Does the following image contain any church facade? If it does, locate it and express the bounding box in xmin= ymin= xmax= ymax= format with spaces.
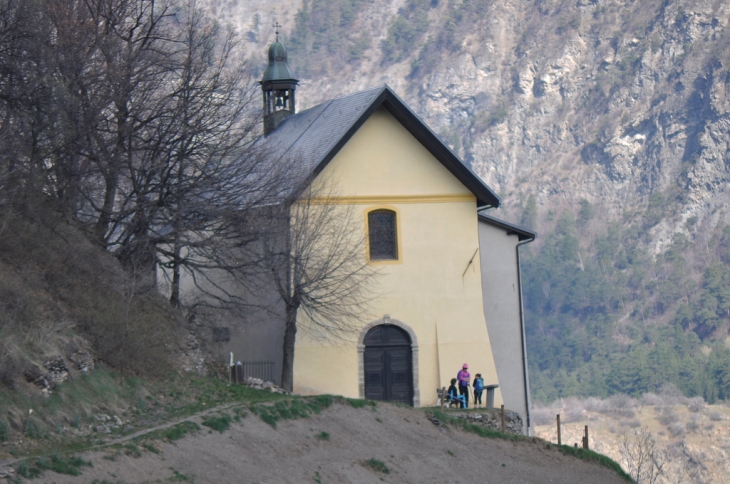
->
xmin=176 ymin=37 xmax=536 ymax=434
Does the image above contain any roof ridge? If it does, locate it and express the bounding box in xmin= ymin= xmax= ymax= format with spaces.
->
xmin=325 ymin=85 xmax=385 ymax=103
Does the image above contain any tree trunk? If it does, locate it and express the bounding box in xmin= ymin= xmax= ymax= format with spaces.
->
xmin=170 ymin=237 xmax=181 ymax=307
xmin=280 ymin=304 xmax=298 ymax=392
xmin=95 ymin=167 xmax=118 ymax=246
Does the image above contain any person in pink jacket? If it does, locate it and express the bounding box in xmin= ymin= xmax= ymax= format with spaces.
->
xmin=456 ymin=363 xmax=470 ymax=408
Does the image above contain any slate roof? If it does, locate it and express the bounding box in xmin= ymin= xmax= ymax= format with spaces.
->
xmin=477 ymin=213 xmax=537 ymax=241
xmin=256 ymin=85 xmax=501 ymax=208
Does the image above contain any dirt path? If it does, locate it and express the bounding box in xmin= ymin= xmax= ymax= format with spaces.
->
xmin=5 ymin=402 xmax=629 ymax=484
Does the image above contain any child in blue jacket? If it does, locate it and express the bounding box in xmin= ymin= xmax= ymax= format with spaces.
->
xmin=473 ymin=373 xmax=485 ymax=408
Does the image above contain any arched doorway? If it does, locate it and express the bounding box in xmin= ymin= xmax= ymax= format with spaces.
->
xmin=363 ymin=324 xmax=413 ymax=405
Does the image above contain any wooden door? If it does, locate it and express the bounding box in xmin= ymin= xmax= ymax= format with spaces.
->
xmin=364 ymin=325 xmax=413 ymax=405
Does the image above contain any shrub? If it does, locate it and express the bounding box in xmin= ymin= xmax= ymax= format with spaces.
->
xmin=640 ymin=393 xmax=663 ymax=406
xmin=0 ymin=420 xmax=8 ymax=441
xmin=364 ymin=458 xmax=390 ymax=474
xmin=162 ymin=421 xmax=200 ymax=442
xmin=686 ymin=416 xmax=700 ymax=433
xmin=620 ymin=418 xmax=641 ymax=428
xmin=562 ymin=397 xmax=585 ymax=423
xmin=530 ymin=406 xmax=554 ymax=426
xmin=316 ymin=431 xmax=330 ymax=441
xmin=602 ymin=394 xmax=636 ymax=418
xmin=656 ymin=406 xmax=677 ymax=426
xmin=709 ymin=411 xmax=724 ymax=421
xmin=15 ymin=454 xmax=91 ymax=478
xmin=687 ymin=397 xmax=705 ymax=413
xmin=123 ymin=444 xmax=141 ymax=457
xmin=23 ymin=419 xmax=46 ymax=439
xmin=202 ymin=413 xmax=232 ymax=433
xmin=668 ymin=422 xmax=685 ymax=437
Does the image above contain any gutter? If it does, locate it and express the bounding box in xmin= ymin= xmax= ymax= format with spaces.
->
xmin=515 ymin=236 xmax=534 ymax=436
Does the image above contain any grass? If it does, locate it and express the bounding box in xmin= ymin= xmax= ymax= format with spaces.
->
xmin=142 ymin=442 xmax=160 ymax=454
xmin=123 ymin=443 xmax=141 ymax=457
xmin=250 ymin=395 xmax=334 ymax=429
xmin=552 ymin=443 xmax=634 ymax=482
xmin=23 ymin=418 xmax=48 ymax=439
xmin=430 ymin=410 xmax=525 ymax=442
xmin=163 ymin=421 xmax=200 ymax=442
xmin=169 ymin=468 xmax=192 ymax=481
xmin=0 ymin=367 xmax=287 ymax=459
xmin=15 ymin=453 xmax=92 ymax=478
xmin=429 ymin=409 xmax=634 ymax=482
xmin=344 ymin=398 xmax=376 ymax=409
xmin=202 ymin=413 xmax=232 ymax=433
xmin=363 ymin=458 xmax=390 ymax=474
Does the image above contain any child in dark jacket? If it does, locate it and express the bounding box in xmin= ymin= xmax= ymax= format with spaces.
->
xmin=473 ymin=374 xmax=485 ymax=408
xmin=447 ymin=378 xmax=467 ymax=408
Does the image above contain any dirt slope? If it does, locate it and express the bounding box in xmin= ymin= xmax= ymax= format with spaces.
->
xmin=33 ymin=402 xmax=627 ymax=484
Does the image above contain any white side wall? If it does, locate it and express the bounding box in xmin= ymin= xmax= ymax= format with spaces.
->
xmin=478 ymin=220 xmax=531 ymax=435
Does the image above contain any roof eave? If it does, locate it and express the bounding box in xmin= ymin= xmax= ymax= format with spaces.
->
xmin=477 ymin=213 xmax=537 ymax=242
xmin=380 ymin=89 xmax=501 ymax=209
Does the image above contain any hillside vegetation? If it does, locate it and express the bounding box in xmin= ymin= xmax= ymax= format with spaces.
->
xmin=0 ymin=199 xmax=180 ymax=385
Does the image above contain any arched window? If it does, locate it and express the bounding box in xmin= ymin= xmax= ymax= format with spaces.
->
xmin=368 ymin=210 xmax=397 ymax=260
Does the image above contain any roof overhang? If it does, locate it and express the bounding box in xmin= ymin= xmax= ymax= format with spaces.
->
xmin=478 ymin=213 xmax=537 ymax=242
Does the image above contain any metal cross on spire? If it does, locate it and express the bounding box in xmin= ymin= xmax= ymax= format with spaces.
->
xmin=274 ymin=21 xmax=281 ymax=41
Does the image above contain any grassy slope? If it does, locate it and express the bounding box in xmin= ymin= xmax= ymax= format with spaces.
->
xmin=2 ymin=387 xmax=633 ymax=483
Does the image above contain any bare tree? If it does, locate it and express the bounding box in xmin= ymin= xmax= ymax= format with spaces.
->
xmin=0 ymin=0 xmax=292 ymax=302
xmin=252 ymin=180 xmax=378 ymax=391
xmin=620 ymin=427 xmax=667 ymax=484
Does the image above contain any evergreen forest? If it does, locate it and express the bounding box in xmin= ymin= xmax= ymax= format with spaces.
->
xmin=521 ymin=195 xmax=730 ymax=403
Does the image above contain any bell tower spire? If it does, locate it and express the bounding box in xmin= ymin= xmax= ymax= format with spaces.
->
xmin=260 ymin=26 xmax=298 ymax=135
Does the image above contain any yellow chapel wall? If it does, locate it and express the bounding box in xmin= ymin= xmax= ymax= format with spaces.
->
xmin=292 ymin=106 xmax=503 ymax=407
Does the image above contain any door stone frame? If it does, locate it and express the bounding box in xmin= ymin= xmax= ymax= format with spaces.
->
xmin=358 ymin=315 xmax=420 ymax=407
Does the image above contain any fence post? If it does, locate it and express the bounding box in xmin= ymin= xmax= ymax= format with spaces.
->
xmin=440 ymin=387 xmax=445 ymax=412
xmin=501 ymin=404 xmax=505 ymax=432
xmin=583 ymin=425 xmax=589 ymax=450
xmin=556 ymin=414 xmax=561 ymax=446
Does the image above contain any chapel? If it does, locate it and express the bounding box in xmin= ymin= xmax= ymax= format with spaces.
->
xmin=185 ymin=36 xmax=536 ymax=435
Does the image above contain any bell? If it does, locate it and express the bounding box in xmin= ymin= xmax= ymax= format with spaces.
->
xmin=275 ymin=96 xmax=284 ymax=107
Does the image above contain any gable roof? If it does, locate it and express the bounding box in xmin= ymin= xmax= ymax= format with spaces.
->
xmin=477 ymin=213 xmax=537 ymax=242
xmin=257 ymin=85 xmax=501 ymax=208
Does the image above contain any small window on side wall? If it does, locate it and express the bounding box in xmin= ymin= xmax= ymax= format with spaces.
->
xmin=368 ymin=210 xmax=397 ymax=260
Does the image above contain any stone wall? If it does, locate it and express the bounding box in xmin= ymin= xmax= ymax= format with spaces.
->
xmin=452 ymin=409 xmax=524 ymax=436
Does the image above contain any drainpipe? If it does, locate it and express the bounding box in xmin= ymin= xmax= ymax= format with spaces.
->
xmin=516 ymin=236 xmax=534 ymax=436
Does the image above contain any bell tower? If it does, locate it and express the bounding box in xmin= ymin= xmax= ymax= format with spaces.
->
xmin=260 ymin=25 xmax=298 ymax=135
